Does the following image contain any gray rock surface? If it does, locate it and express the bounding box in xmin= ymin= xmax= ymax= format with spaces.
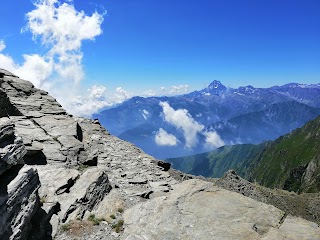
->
xmin=0 ymin=118 xmax=26 ymax=175
xmin=0 ymin=68 xmax=319 ymax=240
xmin=0 ymin=108 xmax=42 ymax=240
xmin=123 ymin=179 xmax=320 ymax=240
xmin=0 ymin=166 xmax=40 ymax=240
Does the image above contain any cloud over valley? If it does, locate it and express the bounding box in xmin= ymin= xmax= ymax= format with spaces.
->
xmin=159 ymin=101 xmax=224 ymax=149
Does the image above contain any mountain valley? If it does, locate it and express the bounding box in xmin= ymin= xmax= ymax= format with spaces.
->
xmin=168 ymin=113 xmax=320 ymax=193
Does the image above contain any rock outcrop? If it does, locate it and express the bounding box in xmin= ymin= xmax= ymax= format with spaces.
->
xmin=0 ymin=111 xmax=41 ymax=239
xmin=0 ymin=167 xmax=40 ymax=240
xmin=0 ymin=118 xmax=26 ymax=175
xmin=0 ymin=68 xmax=319 ymax=240
xmin=216 ymin=170 xmax=320 ymax=226
xmin=123 ymin=179 xmax=320 ymax=240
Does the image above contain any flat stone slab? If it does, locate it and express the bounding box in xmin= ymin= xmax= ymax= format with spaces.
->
xmin=123 ymin=179 xmax=320 ymax=240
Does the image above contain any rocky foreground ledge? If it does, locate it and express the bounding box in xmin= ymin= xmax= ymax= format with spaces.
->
xmin=0 ymin=68 xmax=319 ymax=240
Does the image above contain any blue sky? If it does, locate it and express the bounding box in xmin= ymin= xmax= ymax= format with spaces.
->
xmin=0 ymin=0 xmax=319 ymax=115
xmin=98 ymin=0 xmax=320 ymax=90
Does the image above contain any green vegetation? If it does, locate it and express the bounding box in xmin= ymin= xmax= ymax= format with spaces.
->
xmin=61 ymin=223 xmax=71 ymax=231
xmin=110 ymin=214 xmax=116 ymax=219
xmin=252 ymin=116 xmax=320 ymax=192
xmin=168 ymin=116 xmax=320 ymax=193
xmin=87 ymin=214 xmax=104 ymax=225
xmin=112 ymin=219 xmax=124 ymax=233
xmin=117 ymin=208 xmax=124 ymax=213
xmin=167 ymin=143 xmax=266 ymax=178
xmin=77 ymin=164 xmax=89 ymax=173
xmin=40 ymin=196 xmax=47 ymax=206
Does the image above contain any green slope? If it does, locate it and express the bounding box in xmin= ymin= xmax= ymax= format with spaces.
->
xmin=167 ymin=115 xmax=320 ymax=193
xmin=167 ymin=143 xmax=266 ymax=178
xmin=252 ymin=116 xmax=320 ymax=192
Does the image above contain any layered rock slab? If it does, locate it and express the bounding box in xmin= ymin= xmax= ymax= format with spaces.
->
xmin=0 ymin=166 xmax=40 ymax=240
xmin=0 ymin=118 xmax=26 ymax=175
xmin=123 ymin=179 xmax=320 ymax=240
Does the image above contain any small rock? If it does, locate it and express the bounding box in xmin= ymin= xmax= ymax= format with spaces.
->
xmin=128 ymin=178 xmax=147 ymax=184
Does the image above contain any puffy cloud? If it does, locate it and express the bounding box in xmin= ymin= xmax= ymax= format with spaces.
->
xmin=0 ymin=42 xmax=53 ymax=87
xmin=204 ymin=131 xmax=224 ymax=149
xmin=0 ymin=0 xmax=105 ymax=117
xmin=160 ymin=101 xmax=204 ymax=148
xmin=0 ymin=43 xmax=17 ymax=71
xmin=113 ymin=87 xmax=133 ymax=104
xmin=170 ymin=85 xmax=189 ymax=94
xmin=159 ymin=101 xmax=224 ymax=149
xmin=68 ymin=85 xmax=133 ymax=117
xmin=15 ymin=54 xmax=53 ymax=87
xmin=24 ymin=0 xmax=104 ymax=85
xmin=155 ymin=128 xmax=178 ymax=146
xmin=26 ymin=0 xmax=103 ymax=54
xmin=89 ymin=85 xmax=107 ymax=99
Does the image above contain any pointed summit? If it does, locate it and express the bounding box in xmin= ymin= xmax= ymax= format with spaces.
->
xmin=203 ymin=80 xmax=227 ymax=96
xmin=208 ymin=80 xmax=225 ymax=89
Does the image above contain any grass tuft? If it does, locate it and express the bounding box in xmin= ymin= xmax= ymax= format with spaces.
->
xmin=112 ymin=219 xmax=124 ymax=233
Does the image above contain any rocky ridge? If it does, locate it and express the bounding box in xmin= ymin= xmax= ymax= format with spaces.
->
xmin=0 ymin=68 xmax=319 ymax=240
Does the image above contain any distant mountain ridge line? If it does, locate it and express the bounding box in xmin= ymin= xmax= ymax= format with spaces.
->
xmin=94 ymin=80 xmax=320 ymax=159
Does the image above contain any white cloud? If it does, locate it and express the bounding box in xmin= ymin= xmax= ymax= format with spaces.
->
xmin=16 ymin=54 xmax=53 ymax=87
xmin=68 ymin=85 xmax=133 ymax=117
xmin=142 ymin=89 xmax=156 ymax=97
xmin=204 ymin=131 xmax=224 ymax=149
xmin=170 ymin=85 xmax=189 ymax=94
xmin=0 ymin=45 xmax=17 ymax=71
xmin=0 ymin=0 xmax=105 ymax=117
xmin=155 ymin=128 xmax=178 ymax=146
xmin=159 ymin=101 xmax=224 ymax=149
xmin=89 ymin=85 xmax=107 ymax=99
xmin=24 ymin=0 xmax=104 ymax=85
xmin=159 ymin=101 xmax=204 ymax=148
xmin=113 ymin=87 xmax=133 ymax=104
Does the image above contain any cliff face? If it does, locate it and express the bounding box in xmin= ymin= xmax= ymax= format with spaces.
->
xmin=0 ymin=68 xmax=319 ymax=240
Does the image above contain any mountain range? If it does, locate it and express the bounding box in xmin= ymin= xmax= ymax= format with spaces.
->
xmin=94 ymin=81 xmax=320 ymax=159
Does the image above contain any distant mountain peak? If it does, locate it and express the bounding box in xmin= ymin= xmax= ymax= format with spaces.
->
xmin=208 ymin=80 xmax=225 ymax=89
xmin=204 ymin=80 xmax=227 ymax=96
